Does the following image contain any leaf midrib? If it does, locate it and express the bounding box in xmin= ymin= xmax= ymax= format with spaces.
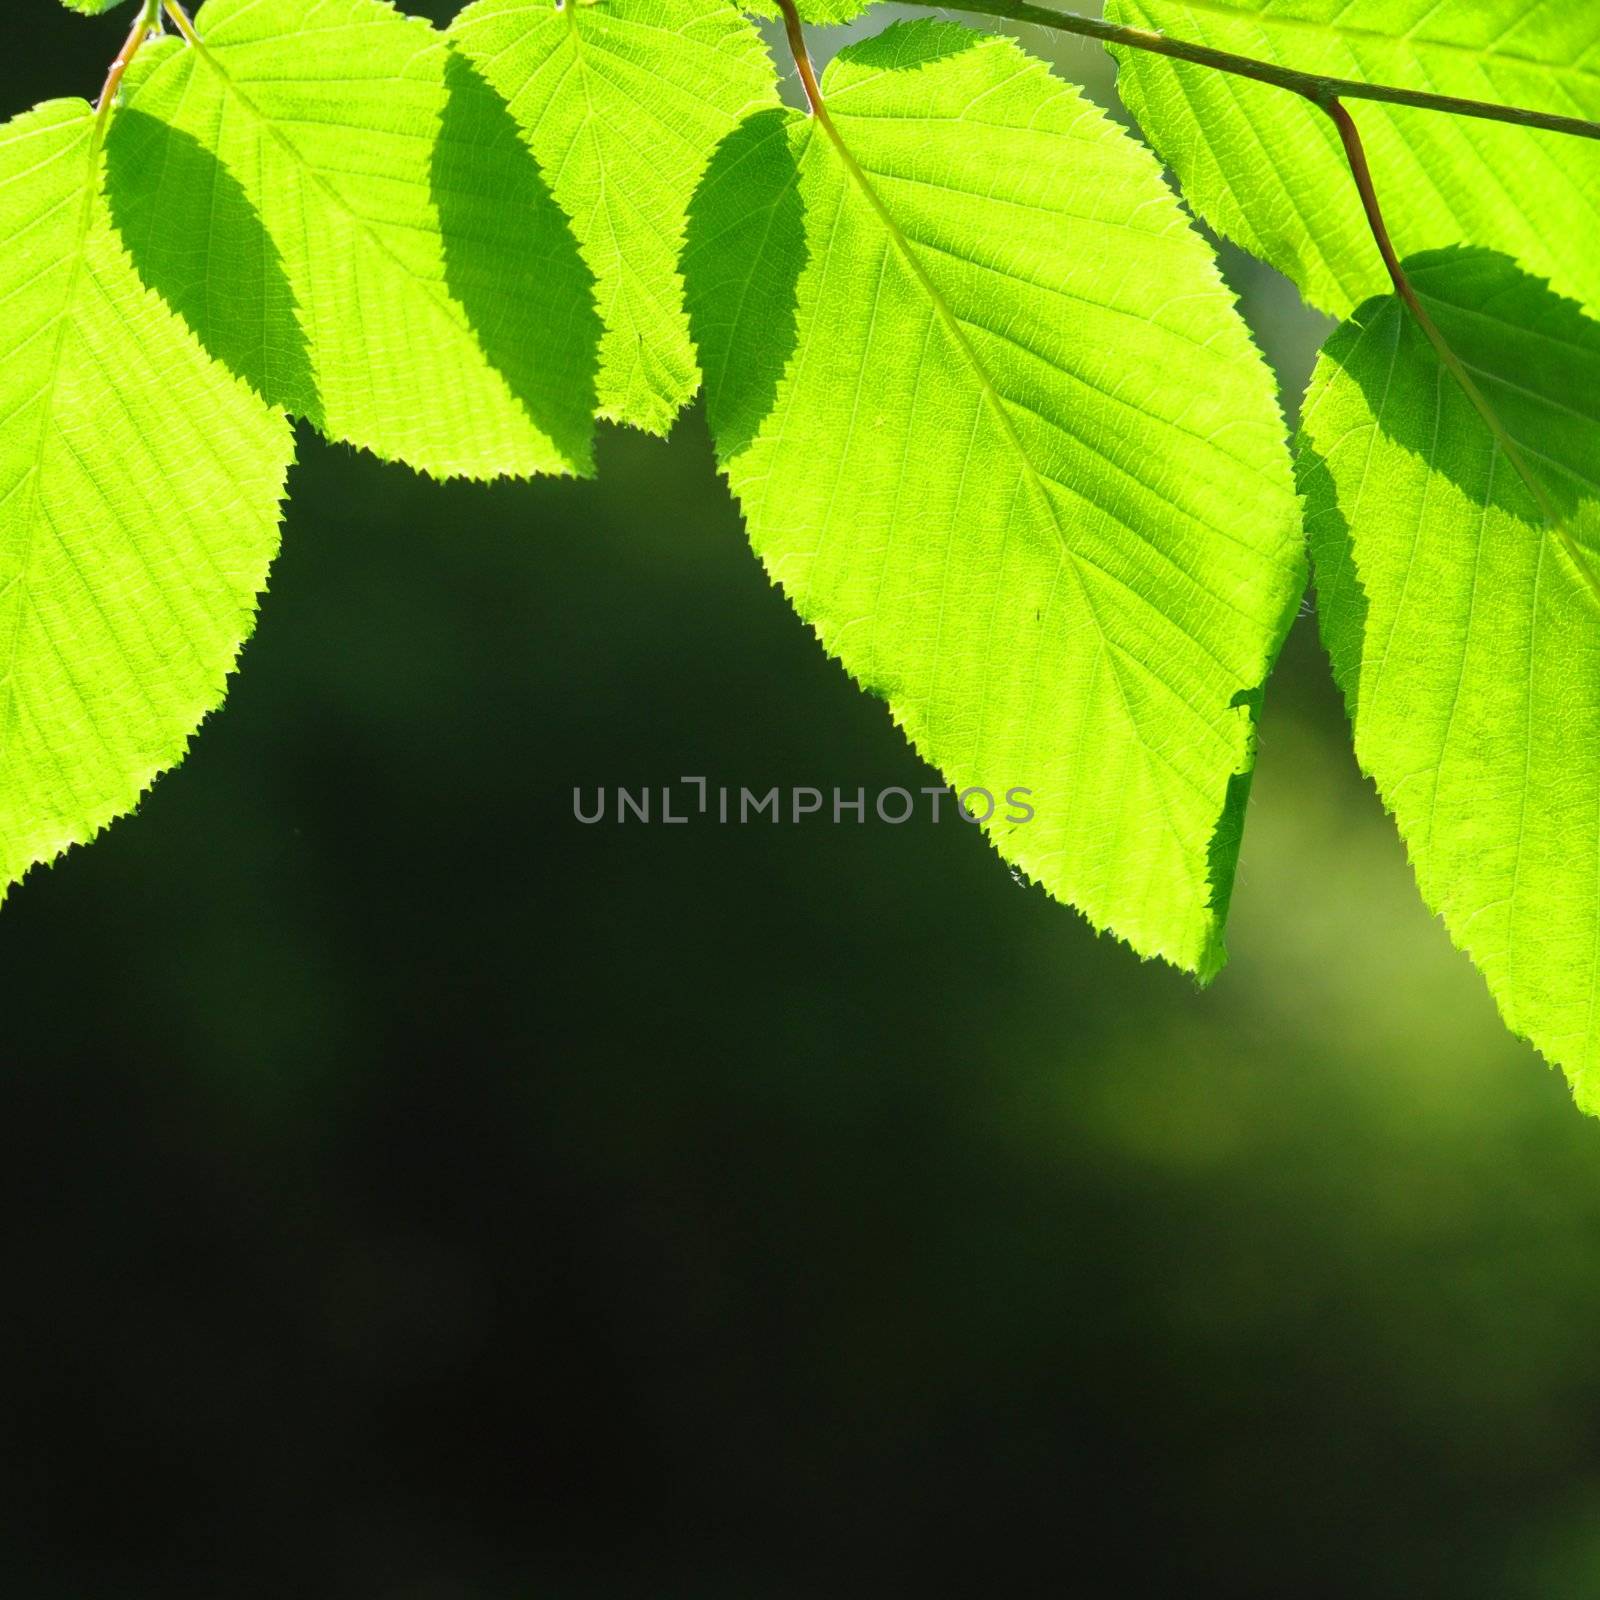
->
xmin=802 ymin=87 xmax=1229 ymax=912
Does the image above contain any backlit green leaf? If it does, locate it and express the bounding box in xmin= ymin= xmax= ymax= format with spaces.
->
xmin=0 ymin=98 xmax=292 ymax=896
xmin=1302 ymin=247 xmax=1600 ymax=1108
xmin=745 ymin=0 xmax=877 ymax=25
xmin=684 ymin=21 xmax=1304 ymax=974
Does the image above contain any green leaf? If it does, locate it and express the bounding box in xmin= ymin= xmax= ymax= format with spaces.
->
xmin=1301 ymin=247 xmax=1600 ymax=1108
xmin=58 ymin=0 xmax=133 ymax=14
xmin=0 ymin=98 xmax=292 ymax=897
xmin=683 ymin=21 xmax=1304 ymax=975
xmin=449 ymin=0 xmax=777 ymax=435
xmin=116 ymin=0 xmax=600 ymax=480
xmin=1105 ymin=1 xmax=1600 ymax=319
xmin=743 ymin=0 xmax=876 ymax=25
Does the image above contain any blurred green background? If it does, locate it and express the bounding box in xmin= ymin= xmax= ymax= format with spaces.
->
xmin=5 ymin=5 xmax=1600 ymax=1596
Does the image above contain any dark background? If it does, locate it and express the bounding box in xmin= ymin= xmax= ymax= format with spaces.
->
xmin=6 ymin=5 xmax=1600 ymax=1596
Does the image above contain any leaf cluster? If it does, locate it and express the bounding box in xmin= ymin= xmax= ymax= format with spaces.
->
xmin=13 ymin=0 xmax=1600 ymax=1107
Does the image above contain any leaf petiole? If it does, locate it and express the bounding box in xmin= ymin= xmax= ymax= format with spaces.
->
xmin=93 ymin=0 xmax=163 ymax=131
xmin=163 ymin=1 xmax=199 ymax=45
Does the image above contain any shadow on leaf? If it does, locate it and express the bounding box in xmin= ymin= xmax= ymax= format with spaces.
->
xmin=680 ymin=108 xmax=806 ymax=465
xmin=433 ymin=47 xmax=600 ymax=474
xmin=106 ymin=107 xmax=317 ymax=419
xmin=1301 ymin=245 xmax=1600 ymax=720
xmin=1322 ymin=246 xmax=1600 ymax=526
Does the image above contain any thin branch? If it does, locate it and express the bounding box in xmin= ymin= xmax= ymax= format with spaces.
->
xmin=902 ymin=0 xmax=1600 ymax=144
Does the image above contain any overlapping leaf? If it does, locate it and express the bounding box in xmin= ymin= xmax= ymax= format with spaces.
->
xmin=450 ymin=0 xmax=777 ymax=435
xmin=1302 ymin=247 xmax=1600 ymax=1106
xmin=115 ymin=0 xmax=600 ymax=479
xmin=0 ymin=98 xmax=292 ymax=896
xmin=1106 ymin=1 xmax=1600 ymax=319
xmin=684 ymin=21 xmax=1304 ymax=975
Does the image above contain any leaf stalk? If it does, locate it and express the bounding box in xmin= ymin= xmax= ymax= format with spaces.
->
xmin=94 ymin=0 xmax=164 ymax=131
xmin=778 ymin=0 xmax=825 ymax=116
xmin=163 ymin=2 xmax=200 ymax=45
